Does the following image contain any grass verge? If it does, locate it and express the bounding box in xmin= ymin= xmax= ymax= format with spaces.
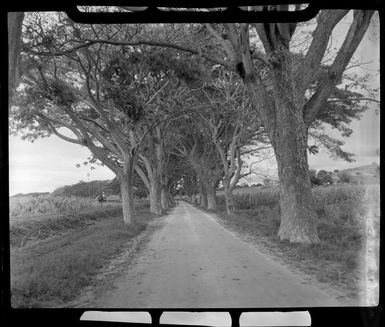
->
xmin=214 ymin=208 xmax=363 ymax=302
xmin=10 ymin=208 xmax=123 ymax=247
xmin=10 ymin=204 xmax=161 ymax=308
xmin=198 ymin=185 xmax=380 ymax=304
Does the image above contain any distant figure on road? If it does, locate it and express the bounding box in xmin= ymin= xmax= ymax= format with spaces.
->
xmin=96 ymin=190 xmax=107 ymax=208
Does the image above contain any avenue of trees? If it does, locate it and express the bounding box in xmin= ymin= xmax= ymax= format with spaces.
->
xmin=9 ymin=8 xmax=378 ymax=243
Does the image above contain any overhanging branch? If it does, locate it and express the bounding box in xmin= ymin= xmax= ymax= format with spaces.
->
xmin=303 ymin=10 xmax=375 ymax=126
xmin=46 ymin=121 xmax=84 ymax=145
xmin=27 ymin=38 xmax=232 ymax=69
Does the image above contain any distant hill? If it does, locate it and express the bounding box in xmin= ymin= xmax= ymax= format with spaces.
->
xmin=51 ymin=176 xmax=148 ymax=199
xmin=52 ymin=179 xmax=120 ymax=198
xmin=333 ymin=162 xmax=379 ymax=185
xmin=11 ymin=192 xmax=50 ymax=198
xmin=340 ymin=162 xmax=379 ymax=175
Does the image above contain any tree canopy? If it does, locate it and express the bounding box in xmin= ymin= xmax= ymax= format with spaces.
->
xmin=10 ymin=10 xmax=378 ymax=241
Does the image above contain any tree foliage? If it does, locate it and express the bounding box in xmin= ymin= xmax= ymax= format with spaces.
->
xmin=10 ymin=11 xmax=378 ymax=236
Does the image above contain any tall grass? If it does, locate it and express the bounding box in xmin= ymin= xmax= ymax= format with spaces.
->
xmin=312 ymin=185 xmax=380 ymax=227
xmin=9 ymin=195 xmax=115 ymax=217
xmin=218 ymin=184 xmax=380 ymax=221
xmin=217 ymin=184 xmax=380 ymax=245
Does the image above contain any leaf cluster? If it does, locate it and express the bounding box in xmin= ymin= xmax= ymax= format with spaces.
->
xmin=101 ymin=49 xmax=209 ymax=122
xmin=43 ymin=79 xmax=79 ymax=107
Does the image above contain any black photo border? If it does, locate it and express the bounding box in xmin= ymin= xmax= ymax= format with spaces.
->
xmin=1 ymin=1 xmax=383 ymax=326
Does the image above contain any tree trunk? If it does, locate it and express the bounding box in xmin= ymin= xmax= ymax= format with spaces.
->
xmin=149 ymin=182 xmax=162 ymax=215
xmin=161 ymin=187 xmax=168 ymax=211
xmin=267 ymin=42 xmax=320 ymax=244
xmin=199 ymin=182 xmax=207 ymax=208
xmin=168 ymin=192 xmax=174 ymax=207
xmin=206 ymin=184 xmax=217 ymax=210
xmin=120 ymin=173 xmax=135 ymax=224
xmin=225 ymin=188 xmax=234 ymax=214
xmin=8 ymin=12 xmax=24 ymax=106
xmin=151 ymin=130 xmax=164 ymax=215
xmin=223 ymin=178 xmax=234 ymax=214
xmin=272 ymin=113 xmax=320 ymax=244
xmin=200 ymin=193 xmax=208 ymax=208
xmin=240 ymin=36 xmax=320 ymax=244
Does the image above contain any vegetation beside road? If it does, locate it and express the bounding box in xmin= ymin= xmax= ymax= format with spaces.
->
xmin=210 ymin=184 xmax=380 ymax=303
xmin=9 ymin=194 xmax=118 ymax=218
xmin=10 ymin=207 xmax=123 ymax=247
xmin=10 ymin=200 xmax=161 ymax=308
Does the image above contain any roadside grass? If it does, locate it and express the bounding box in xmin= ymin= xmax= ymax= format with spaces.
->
xmin=10 ymin=208 xmax=123 ymax=247
xmin=213 ymin=184 xmax=380 ymax=302
xmin=9 ymin=194 xmax=118 ymax=217
xmin=10 ymin=202 xmax=161 ymax=308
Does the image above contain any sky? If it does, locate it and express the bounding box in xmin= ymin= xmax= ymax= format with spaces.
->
xmin=8 ymin=134 xmax=116 ymax=195
xmin=8 ymin=13 xmax=380 ymax=196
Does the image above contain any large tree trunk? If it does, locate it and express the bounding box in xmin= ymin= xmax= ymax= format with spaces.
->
xmin=149 ymin=181 xmax=162 ymax=215
xmin=239 ymin=28 xmax=320 ymax=243
xmin=272 ymin=110 xmax=320 ymax=244
xmin=244 ymin=75 xmax=320 ymax=243
xmin=8 ymin=12 xmax=24 ymax=106
xmin=246 ymin=75 xmax=320 ymax=243
xmin=269 ymin=41 xmax=320 ymax=244
xmin=120 ymin=173 xmax=135 ymax=224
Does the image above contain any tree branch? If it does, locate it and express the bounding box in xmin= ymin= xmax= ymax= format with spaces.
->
xmin=92 ymin=129 xmax=122 ymax=159
xmin=230 ymin=148 xmax=243 ymax=191
xmin=138 ymin=154 xmax=153 ymax=181
xmin=145 ymin=80 xmax=170 ymax=105
xmin=84 ymin=99 xmax=130 ymax=152
xmin=28 ymin=38 xmax=232 ymax=69
xmin=303 ymin=10 xmax=374 ymax=126
xmin=37 ymin=112 xmax=83 ymax=140
xmin=327 ymin=97 xmax=380 ymax=104
xmin=205 ymin=23 xmax=235 ymax=61
xmin=135 ymin=164 xmax=150 ymax=190
xmin=79 ymin=115 xmax=109 ymax=133
xmin=295 ymin=10 xmax=349 ymax=89
xmin=60 ymin=106 xmax=122 ymax=176
xmin=46 ymin=121 xmax=84 ymax=145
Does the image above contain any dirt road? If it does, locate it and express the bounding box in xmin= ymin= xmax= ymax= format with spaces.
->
xmin=85 ymin=201 xmax=339 ymax=308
